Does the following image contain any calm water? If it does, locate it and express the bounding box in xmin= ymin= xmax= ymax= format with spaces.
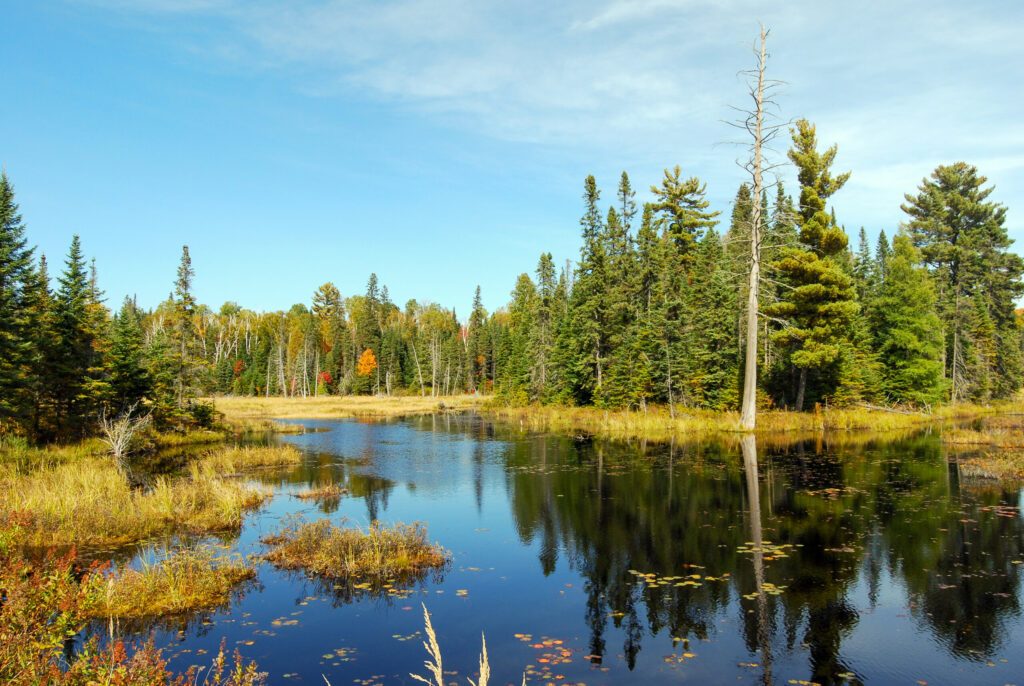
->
xmin=113 ymin=415 xmax=1024 ymax=685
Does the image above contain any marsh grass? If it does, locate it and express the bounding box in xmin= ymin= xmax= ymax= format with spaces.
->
xmin=0 ymin=458 xmax=271 ymax=547
xmin=261 ymin=517 xmax=448 ymax=582
xmin=485 ymin=401 xmax=1019 ymax=441
xmin=0 ymin=443 xmax=306 ymax=547
xmin=293 ymin=483 xmax=347 ymax=502
xmin=957 ymin=452 xmax=1024 ymax=481
xmin=212 ymin=395 xmax=480 ymax=420
xmin=96 ymin=546 xmax=255 ymax=618
xmin=200 ymin=444 xmax=303 ymax=474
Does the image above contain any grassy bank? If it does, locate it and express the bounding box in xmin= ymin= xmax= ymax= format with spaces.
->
xmin=486 ymin=401 xmax=1020 ymax=440
xmin=97 ymin=547 xmax=255 ymax=618
xmin=211 ymin=394 xmax=1020 ymax=440
xmin=212 ymin=394 xmax=481 ymax=420
xmin=944 ymin=415 xmax=1024 ymax=482
xmin=0 ymin=441 xmax=301 ymax=547
xmin=262 ymin=517 xmax=448 ymax=582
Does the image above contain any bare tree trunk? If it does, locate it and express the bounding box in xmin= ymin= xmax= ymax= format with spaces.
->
xmin=412 ymin=341 xmax=426 ymax=397
xmin=795 ymin=367 xmax=807 ymax=411
xmin=740 ymin=26 xmax=768 ymax=431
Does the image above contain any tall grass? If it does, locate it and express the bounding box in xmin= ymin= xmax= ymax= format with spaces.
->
xmin=484 ymin=400 xmax=1018 ymax=441
xmin=0 ymin=458 xmax=270 ymax=547
xmin=212 ymin=394 xmax=480 ymax=420
xmin=261 ymin=517 xmax=448 ymax=581
xmin=199 ymin=444 xmax=303 ymax=474
xmin=97 ymin=546 xmax=255 ymax=618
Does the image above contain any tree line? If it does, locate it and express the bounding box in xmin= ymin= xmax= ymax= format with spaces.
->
xmin=1 ymin=125 xmax=1021 ymax=439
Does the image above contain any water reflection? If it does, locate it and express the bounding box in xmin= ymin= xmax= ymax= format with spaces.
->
xmin=501 ymin=423 xmax=1023 ymax=684
xmin=113 ymin=416 xmax=1024 ymax=685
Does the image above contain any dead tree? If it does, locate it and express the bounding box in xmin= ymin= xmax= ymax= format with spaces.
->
xmin=728 ymin=26 xmax=787 ymax=430
xmin=99 ymin=403 xmax=152 ymax=487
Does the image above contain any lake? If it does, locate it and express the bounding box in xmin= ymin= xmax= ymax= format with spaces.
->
xmin=115 ymin=414 xmax=1024 ymax=685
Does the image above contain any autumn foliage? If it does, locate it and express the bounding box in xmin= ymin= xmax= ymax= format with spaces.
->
xmin=356 ymin=348 xmax=378 ymax=377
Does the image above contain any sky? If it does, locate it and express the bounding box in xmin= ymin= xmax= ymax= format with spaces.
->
xmin=2 ymin=0 xmax=1022 ymax=316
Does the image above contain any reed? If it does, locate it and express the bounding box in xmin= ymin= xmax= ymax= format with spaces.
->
xmin=200 ymin=444 xmax=303 ymax=474
xmin=484 ymin=400 xmax=1018 ymax=441
xmin=261 ymin=517 xmax=448 ymax=581
xmin=0 ymin=456 xmax=271 ymax=547
xmin=96 ymin=546 xmax=255 ymax=618
xmin=293 ymin=483 xmax=347 ymax=502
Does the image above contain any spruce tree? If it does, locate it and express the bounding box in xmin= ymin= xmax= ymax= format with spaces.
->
xmin=108 ymin=296 xmax=151 ymax=409
xmin=52 ymin=235 xmax=97 ymax=436
xmin=0 ymin=172 xmax=34 ymax=429
xmin=764 ymin=120 xmax=857 ymax=410
xmin=173 ymin=246 xmax=199 ymax=407
xmin=563 ymin=175 xmax=609 ymax=404
xmin=688 ymin=230 xmax=740 ymax=409
xmin=870 ymin=233 xmax=947 ymax=406
xmin=22 ymin=255 xmax=55 ymax=436
xmin=529 ymin=253 xmax=557 ymax=401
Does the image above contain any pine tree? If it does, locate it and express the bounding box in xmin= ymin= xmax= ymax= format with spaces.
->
xmin=52 ymin=235 xmax=97 ymax=436
xmin=650 ymin=166 xmax=720 ymax=263
xmin=563 ymin=175 xmax=609 ymax=404
xmin=688 ymin=230 xmax=740 ymax=409
xmin=22 ymin=255 xmax=55 ymax=436
xmin=467 ymin=286 xmax=487 ymax=392
xmin=530 ymin=253 xmax=557 ymax=401
xmin=901 ymin=162 xmax=1024 ymax=400
xmin=764 ymin=119 xmax=857 ymax=410
xmin=173 ymin=246 xmax=199 ymax=408
xmin=0 ymin=172 xmax=34 ymax=429
xmin=870 ymin=233 xmax=947 ymax=406
xmin=312 ymin=282 xmax=347 ymax=394
xmin=499 ymin=274 xmax=537 ymax=403
xmin=108 ymin=296 xmax=151 ymax=410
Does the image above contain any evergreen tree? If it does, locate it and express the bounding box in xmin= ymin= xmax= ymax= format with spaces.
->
xmin=530 ymin=253 xmax=557 ymax=401
xmin=764 ymin=120 xmax=857 ymax=409
xmin=0 ymin=172 xmax=34 ymax=429
xmin=871 ymin=234 xmax=947 ymax=405
xmin=173 ymin=246 xmax=199 ymax=407
xmin=467 ymin=286 xmax=487 ymax=392
xmin=51 ymin=236 xmax=97 ymax=436
xmin=312 ymin=282 xmax=347 ymax=394
xmin=650 ymin=165 xmax=720 ymax=262
xmin=108 ymin=296 xmax=151 ymax=410
xmin=901 ymin=162 xmax=1024 ymax=400
xmin=562 ymin=175 xmax=609 ymax=404
xmin=687 ymin=230 xmax=740 ymax=409
xmin=22 ymin=255 xmax=55 ymax=436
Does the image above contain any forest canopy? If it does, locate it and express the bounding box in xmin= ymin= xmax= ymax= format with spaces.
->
xmin=1 ymin=124 xmax=1021 ymax=440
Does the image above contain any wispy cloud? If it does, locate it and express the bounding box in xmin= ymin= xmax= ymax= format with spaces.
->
xmin=80 ymin=0 xmax=1024 ymax=235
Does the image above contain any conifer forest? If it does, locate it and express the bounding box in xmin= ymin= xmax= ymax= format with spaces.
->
xmin=2 ymin=142 xmax=1021 ymax=439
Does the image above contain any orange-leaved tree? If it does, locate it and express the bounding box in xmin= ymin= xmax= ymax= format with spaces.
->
xmin=356 ymin=348 xmax=378 ymax=377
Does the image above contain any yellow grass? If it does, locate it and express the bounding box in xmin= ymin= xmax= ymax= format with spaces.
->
xmin=211 ymin=394 xmax=481 ymax=420
xmin=485 ymin=401 xmax=1020 ymax=441
xmin=293 ymin=483 xmax=347 ymax=502
xmin=96 ymin=546 xmax=255 ymax=618
xmin=200 ymin=444 xmax=303 ymax=474
xmin=0 ymin=458 xmax=270 ymax=547
xmin=261 ymin=517 xmax=448 ymax=581
xmin=0 ymin=443 xmax=300 ymax=548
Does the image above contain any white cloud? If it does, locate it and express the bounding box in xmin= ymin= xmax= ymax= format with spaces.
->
xmin=80 ymin=0 xmax=1024 ymax=238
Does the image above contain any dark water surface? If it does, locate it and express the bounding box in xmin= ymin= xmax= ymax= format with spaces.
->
xmin=124 ymin=415 xmax=1024 ymax=685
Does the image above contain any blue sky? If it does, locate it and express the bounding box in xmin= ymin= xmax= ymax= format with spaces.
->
xmin=2 ymin=1 xmax=1022 ymax=315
